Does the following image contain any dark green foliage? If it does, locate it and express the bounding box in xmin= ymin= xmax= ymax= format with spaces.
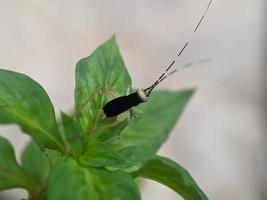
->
xmin=137 ymin=156 xmax=208 ymax=199
xmin=0 ymin=70 xmax=65 ymax=152
xmin=47 ymin=157 xmax=140 ymax=200
xmin=0 ymin=36 xmax=207 ymax=200
xmin=0 ymin=136 xmax=36 ymax=191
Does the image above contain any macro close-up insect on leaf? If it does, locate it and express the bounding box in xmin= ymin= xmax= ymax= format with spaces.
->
xmin=0 ymin=36 xmax=206 ymax=200
xmin=0 ymin=0 xmax=216 ymax=200
xmin=0 ymin=0 xmax=264 ymax=198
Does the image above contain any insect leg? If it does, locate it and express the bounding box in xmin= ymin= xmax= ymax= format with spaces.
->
xmin=132 ymin=107 xmax=144 ymax=115
xmin=125 ymin=86 xmax=131 ymax=95
xmin=105 ymin=111 xmax=129 ymax=128
xmin=75 ymin=87 xmax=110 ymax=117
xmin=82 ymin=87 xmax=131 ymax=130
xmin=59 ymin=87 xmax=117 ymax=129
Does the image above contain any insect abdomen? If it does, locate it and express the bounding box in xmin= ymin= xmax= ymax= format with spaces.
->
xmin=103 ymin=92 xmax=142 ymax=117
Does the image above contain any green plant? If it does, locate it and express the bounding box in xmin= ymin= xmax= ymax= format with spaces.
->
xmin=0 ymin=36 xmax=208 ymax=200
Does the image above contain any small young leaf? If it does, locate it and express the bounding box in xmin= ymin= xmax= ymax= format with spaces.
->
xmin=75 ymin=36 xmax=132 ymax=131
xmin=21 ymin=141 xmax=59 ymax=187
xmin=0 ymin=69 xmax=65 ymax=152
xmin=137 ymin=156 xmax=208 ymax=200
xmin=0 ymin=136 xmax=36 ymax=191
xmin=60 ymin=112 xmax=86 ymax=156
xmin=48 ymin=157 xmax=140 ymax=200
xmin=107 ymin=90 xmax=194 ymax=152
xmin=60 ymin=112 xmax=83 ymax=141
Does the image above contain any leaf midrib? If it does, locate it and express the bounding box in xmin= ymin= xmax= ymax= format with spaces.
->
xmin=9 ymin=107 xmax=64 ymax=151
xmin=0 ymin=168 xmax=35 ymax=190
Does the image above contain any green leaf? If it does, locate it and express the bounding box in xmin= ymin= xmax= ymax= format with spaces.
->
xmin=21 ymin=141 xmax=60 ymax=187
xmin=0 ymin=69 xmax=65 ymax=152
xmin=137 ymin=156 xmax=208 ymax=200
xmin=80 ymin=145 xmax=153 ymax=174
xmin=0 ymin=136 xmax=36 ymax=191
xmin=79 ymin=143 xmax=126 ymax=168
xmin=79 ymin=144 xmax=153 ymax=173
xmin=75 ymin=36 xmax=131 ymax=131
xmin=48 ymin=157 xmax=140 ymax=200
xmin=115 ymin=145 xmax=154 ymax=171
xmin=107 ymin=89 xmax=194 ymax=152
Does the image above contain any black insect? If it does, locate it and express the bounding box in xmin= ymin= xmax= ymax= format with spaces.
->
xmin=103 ymin=0 xmax=213 ymax=118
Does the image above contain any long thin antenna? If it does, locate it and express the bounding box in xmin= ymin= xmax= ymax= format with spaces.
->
xmin=145 ymin=58 xmax=210 ymax=96
xmin=145 ymin=0 xmax=213 ymax=96
xmin=160 ymin=58 xmax=210 ymax=82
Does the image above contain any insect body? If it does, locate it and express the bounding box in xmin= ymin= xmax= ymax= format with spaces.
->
xmin=103 ymin=89 xmax=148 ymax=117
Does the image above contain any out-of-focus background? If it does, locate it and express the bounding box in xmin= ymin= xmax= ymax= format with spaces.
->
xmin=0 ymin=0 xmax=265 ymax=199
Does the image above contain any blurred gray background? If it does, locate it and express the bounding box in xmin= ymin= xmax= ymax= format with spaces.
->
xmin=0 ymin=0 xmax=265 ymax=199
